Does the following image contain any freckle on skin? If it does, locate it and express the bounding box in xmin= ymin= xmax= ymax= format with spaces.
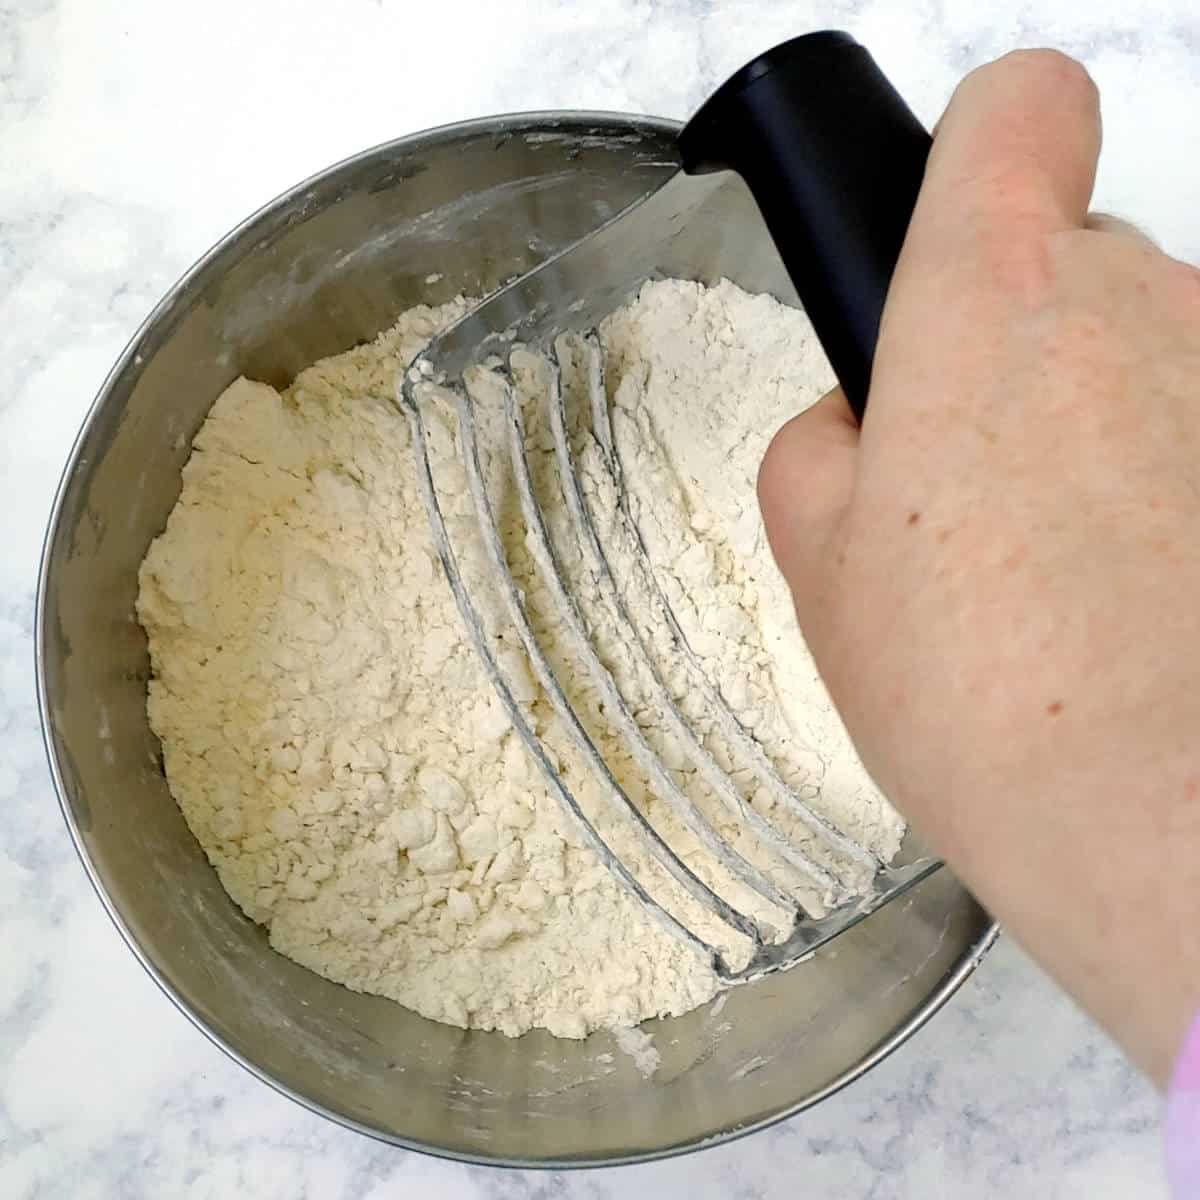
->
xmin=1047 ymin=701 xmax=1064 ymax=716
xmin=907 ymin=511 xmax=921 ymax=526
xmin=936 ymin=528 xmax=952 ymax=545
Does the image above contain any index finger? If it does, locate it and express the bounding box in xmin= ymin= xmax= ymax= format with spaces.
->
xmin=863 ymin=50 xmax=1104 ymax=422
xmin=910 ymin=50 xmax=1102 ymax=259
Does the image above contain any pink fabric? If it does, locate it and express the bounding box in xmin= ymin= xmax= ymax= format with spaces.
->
xmin=1168 ymin=1012 xmax=1200 ymax=1197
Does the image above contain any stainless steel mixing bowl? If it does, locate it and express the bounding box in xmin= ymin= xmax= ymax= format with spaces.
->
xmin=37 ymin=112 xmax=997 ymax=1166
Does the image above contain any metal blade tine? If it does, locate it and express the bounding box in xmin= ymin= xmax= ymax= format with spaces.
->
xmin=449 ymin=374 xmax=767 ymax=951
xmin=395 ymin=372 xmax=723 ymax=968
xmin=504 ymin=350 xmax=799 ymax=920
xmin=542 ymin=338 xmax=848 ymax=904
xmin=564 ymin=331 xmax=879 ymax=874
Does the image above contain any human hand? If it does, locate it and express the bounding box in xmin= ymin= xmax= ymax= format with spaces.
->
xmin=758 ymin=49 xmax=1200 ymax=1084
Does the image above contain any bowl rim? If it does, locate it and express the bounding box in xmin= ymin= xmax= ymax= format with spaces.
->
xmin=35 ymin=108 xmax=1000 ymax=1169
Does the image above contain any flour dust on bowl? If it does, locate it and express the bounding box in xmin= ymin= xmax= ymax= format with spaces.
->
xmin=38 ymin=112 xmax=996 ymax=1165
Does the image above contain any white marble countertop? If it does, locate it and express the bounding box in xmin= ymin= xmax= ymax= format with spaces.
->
xmin=3 ymin=1 xmax=1195 ymax=1196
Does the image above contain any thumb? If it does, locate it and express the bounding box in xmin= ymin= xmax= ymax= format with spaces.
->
xmin=757 ymin=387 xmax=859 ymax=631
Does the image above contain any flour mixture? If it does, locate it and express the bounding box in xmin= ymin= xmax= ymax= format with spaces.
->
xmin=137 ymin=279 xmax=905 ymax=1038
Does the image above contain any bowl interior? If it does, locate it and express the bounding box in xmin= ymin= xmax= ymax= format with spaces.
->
xmin=38 ymin=113 xmax=993 ymax=1165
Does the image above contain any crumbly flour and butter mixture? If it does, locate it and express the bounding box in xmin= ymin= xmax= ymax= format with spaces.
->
xmin=137 ymin=279 xmax=905 ymax=1038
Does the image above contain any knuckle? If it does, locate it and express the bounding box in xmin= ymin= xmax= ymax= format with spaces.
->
xmin=1085 ymin=212 xmax=1155 ymax=244
xmin=967 ymin=224 xmax=1058 ymax=306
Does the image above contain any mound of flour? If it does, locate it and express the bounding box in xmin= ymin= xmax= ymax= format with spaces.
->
xmin=137 ymin=279 xmax=904 ymax=1038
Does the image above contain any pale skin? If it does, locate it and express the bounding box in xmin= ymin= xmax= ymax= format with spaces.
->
xmin=758 ymin=49 xmax=1200 ymax=1087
